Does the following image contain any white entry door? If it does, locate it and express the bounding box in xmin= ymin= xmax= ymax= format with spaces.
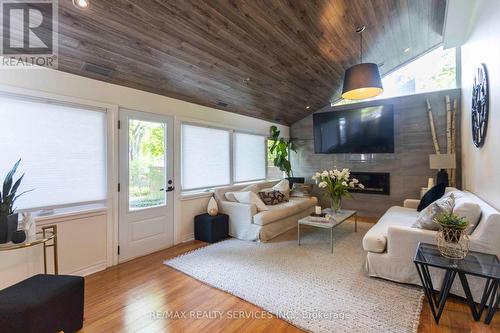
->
xmin=119 ymin=109 xmax=174 ymax=262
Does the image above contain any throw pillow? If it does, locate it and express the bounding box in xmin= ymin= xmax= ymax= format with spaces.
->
xmin=258 ymin=190 xmax=288 ymax=205
xmin=417 ymin=183 xmax=446 ymax=212
xmin=225 ymin=184 xmax=260 ymax=202
xmin=447 ymin=190 xmax=482 ymax=234
xmin=272 ymin=179 xmax=290 ymax=199
xmin=413 ymin=193 xmax=455 ymax=230
xmin=290 ymin=183 xmax=313 ymax=197
xmin=233 ymin=191 xmax=268 ymax=211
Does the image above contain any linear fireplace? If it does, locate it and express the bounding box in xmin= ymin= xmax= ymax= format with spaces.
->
xmin=349 ymin=172 xmax=390 ymax=195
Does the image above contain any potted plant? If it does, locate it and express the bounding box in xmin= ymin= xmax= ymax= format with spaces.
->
xmin=0 ymin=159 xmax=30 ymax=243
xmin=269 ymin=126 xmax=303 ymax=187
xmin=312 ymin=168 xmax=364 ymax=212
xmin=434 ymin=211 xmax=470 ymax=259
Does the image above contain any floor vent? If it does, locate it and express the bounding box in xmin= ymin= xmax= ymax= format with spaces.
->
xmin=81 ymin=63 xmax=114 ymax=77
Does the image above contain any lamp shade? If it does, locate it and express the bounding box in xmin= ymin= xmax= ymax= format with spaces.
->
xmin=341 ymin=63 xmax=383 ymax=100
xmin=429 ymin=154 xmax=456 ymax=169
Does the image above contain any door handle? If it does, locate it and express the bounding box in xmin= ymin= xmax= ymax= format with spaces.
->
xmin=166 ymin=186 xmax=175 ymax=192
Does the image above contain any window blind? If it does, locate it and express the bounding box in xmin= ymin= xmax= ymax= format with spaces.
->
xmin=0 ymin=94 xmax=107 ymax=210
xmin=233 ymin=132 xmax=266 ymax=182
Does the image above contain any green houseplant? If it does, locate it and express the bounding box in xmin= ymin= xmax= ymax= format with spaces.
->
xmin=0 ymin=159 xmax=30 ymax=243
xmin=434 ymin=211 xmax=470 ymax=259
xmin=269 ymin=126 xmax=303 ymax=186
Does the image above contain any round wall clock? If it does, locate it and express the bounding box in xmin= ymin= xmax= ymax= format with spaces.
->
xmin=471 ymin=63 xmax=489 ymax=148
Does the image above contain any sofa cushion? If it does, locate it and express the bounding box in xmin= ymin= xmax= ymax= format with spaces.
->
xmin=233 ymin=191 xmax=268 ymax=211
xmin=413 ymin=194 xmax=455 ymax=230
xmin=363 ymin=206 xmax=418 ymax=253
xmin=444 ymin=190 xmax=482 ymax=234
xmin=253 ymin=197 xmax=318 ymax=226
xmin=258 ymin=190 xmax=288 ymax=205
xmin=417 ymin=183 xmax=446 ymax=211
xmin=225 ymin=184 xmax=260 ymax=202
xmin=261 ymin=179 xmax=290 ymax=199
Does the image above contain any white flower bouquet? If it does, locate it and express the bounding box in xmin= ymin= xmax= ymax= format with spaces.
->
xmin=312 ymin=168 xmax=364 ymax=212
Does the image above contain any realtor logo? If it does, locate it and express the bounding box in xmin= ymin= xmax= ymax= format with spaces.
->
xmin=0 ymin=0 xmax=58 ymax=68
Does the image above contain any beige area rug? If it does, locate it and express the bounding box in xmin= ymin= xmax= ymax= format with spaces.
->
xmin=165 ymin=221 xmax=423 ymax=333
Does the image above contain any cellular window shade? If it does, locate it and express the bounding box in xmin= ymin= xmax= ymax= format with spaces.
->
xmin=233 ymin=133 xmax=266 ymax=182
xmin=182 ymin=124 xmax=230 ymax=190
xmin=0 ymin=95 xmax=107 ymax=210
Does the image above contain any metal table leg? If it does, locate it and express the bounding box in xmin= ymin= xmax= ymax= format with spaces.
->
xmin=42 ymin=225 xmax=58 ymax=275
xmin=297 ymin=223 xmax=300 ymax=246
xmin=330 ymin=227 xmax=333 ymax=253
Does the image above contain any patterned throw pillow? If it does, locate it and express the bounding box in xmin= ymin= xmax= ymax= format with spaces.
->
xmin=413 ymin=193 xmax=455 ymax=230
xmin=258 ymin=190 xmax=288 ymax=205
xmin=290 ymin=183 xmax=313 ymax=197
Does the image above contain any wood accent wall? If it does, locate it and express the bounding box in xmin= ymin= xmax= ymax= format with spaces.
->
xmin=290 ymin=89 xmax=461 ymax=218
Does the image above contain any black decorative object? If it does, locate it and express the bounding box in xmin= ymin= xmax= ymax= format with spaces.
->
xmin=11 ymin=229 xmax=26 ymax=244
xmin=414 ymin=243 xmax=499 ymax=325
xmin=0 ymin=274 xmax=85 ymax=333
xmin=436 ymin=169 xmax=449 ymax=187
xmin=471 ymin=64 xmax=489 ymax=148
xmin=417 ymin=183 xmax=446 ymax=212
xmin=286 ymin=177 xmax=304 ymax=188
xmin=194 ymin=213 xmax=229 ymax=243
xmin=0 ymin=213 xmax=18 ymax=243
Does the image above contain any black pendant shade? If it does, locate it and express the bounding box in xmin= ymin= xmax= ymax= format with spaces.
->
xmin=341 ymin=63 xmax=383 ymax=100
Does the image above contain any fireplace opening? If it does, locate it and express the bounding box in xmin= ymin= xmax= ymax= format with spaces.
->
xmin=349 ymin=172 xmax=390 ymax=195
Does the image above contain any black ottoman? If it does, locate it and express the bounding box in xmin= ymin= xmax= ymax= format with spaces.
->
xmin=0 ymin=274 xmax=84 ymax=333
xmin=194 ymin=213 xmax=229 ymax=243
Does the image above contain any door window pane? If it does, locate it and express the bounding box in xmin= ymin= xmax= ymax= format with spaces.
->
xmin=129 ymin=119 xmax=166 ymax=210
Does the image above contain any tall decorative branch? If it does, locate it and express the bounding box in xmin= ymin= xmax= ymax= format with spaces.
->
xmin=426 ymin=98 xmax=440 ymax=154
xmin=445 ymin=96 xmax=452 ymax=185
xmin=450 ymin=98 xmax=458 ymax=187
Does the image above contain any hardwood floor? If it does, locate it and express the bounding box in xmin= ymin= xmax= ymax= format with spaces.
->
xmin=82 ymin=240 xmax=498 ymax=333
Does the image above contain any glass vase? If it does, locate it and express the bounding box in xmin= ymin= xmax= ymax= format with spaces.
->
xmin=331 ymin=195 xmax=342 ymax=213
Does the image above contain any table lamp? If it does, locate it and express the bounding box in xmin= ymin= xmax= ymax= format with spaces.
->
xmin=429 ymin=154 xmax=456 ymax=187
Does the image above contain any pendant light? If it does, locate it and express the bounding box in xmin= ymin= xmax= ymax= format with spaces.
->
xmin=341 ymin=25 xmax=383 ymax=100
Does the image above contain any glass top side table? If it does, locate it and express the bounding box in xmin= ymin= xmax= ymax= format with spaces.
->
xmin=0 ymin=225 xmax=58 ymax=274
xmin=414 ymin=242 xmax=499 ymax=325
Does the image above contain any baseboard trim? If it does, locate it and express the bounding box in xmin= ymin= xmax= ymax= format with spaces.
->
xmin=68 ymin=261 xmax=107 ymax=277
xmin=182 ymin=233 xmax=194 ymax=243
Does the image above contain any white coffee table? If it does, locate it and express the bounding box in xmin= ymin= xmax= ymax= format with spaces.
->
xmin=297 ymin=209 xmax=358 ymax=253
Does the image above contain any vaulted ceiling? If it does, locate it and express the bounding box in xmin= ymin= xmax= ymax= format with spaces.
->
xmin=58 ymin=0 xmax=446 ymax=125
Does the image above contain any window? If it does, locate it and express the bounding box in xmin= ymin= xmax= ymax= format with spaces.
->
xmin=181 ymin=124 xmax=268 ymax=191
xmin=0 ymin=94 xmax=107 ymax=210
xmin=334 ymin=47 xmax=457 ymax=106
xmin=233 ymin=132 xmax=266 ymax=183
xmin=181 ymin=124 xmax=230 ymax=190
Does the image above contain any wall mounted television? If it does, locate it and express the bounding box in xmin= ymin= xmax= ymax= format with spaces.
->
xmin=313 ymin=105 xmax=394 ymax=154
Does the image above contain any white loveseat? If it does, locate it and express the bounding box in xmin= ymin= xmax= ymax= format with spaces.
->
xmin=214 ymin=181 xmax=317 ymax=241
xmin=363 ymin=188 xmax=500 ymax=301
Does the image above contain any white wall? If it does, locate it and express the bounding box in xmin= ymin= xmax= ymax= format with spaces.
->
xmin=0 ymin=67 xmax=288 ymax=287
xmin=460 ymin=0 xmax=500 ymax=209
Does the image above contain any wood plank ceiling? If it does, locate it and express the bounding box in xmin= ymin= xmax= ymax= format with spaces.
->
xmin=58 ymin=0 xmax=446 ymax=125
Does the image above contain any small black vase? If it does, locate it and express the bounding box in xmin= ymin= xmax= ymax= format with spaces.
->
xmin=0 ymin=213 xmax=19 ymax=243
xmin=286 ymin=177 xmax=305 ymax=188
xmin=12 ymin=230 xmax=27 ymax=244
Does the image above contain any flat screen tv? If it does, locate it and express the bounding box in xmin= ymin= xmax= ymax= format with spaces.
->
xmin=313 ymin=105 xmax=394 ymax=154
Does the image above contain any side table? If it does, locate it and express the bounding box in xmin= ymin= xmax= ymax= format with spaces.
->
xmin=194 ymin=213 xmax=229 ymax=243
xmin=414 ymin=242 xmax=499 ymax=325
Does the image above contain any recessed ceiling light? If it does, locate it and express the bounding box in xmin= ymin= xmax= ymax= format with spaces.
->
xmin=305 ymin=106 xmax=310 ymax=110
xmin=73 ymin=0 xmax=89 ymax=9
xmin=404 ymin=47 xmax=411 ymax=53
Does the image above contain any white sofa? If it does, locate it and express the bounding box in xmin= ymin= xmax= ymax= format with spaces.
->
xmin=214 ymin=181 xmax=317 ymax=241
xmin=363 ymin=188 xmax=500 ymax=302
